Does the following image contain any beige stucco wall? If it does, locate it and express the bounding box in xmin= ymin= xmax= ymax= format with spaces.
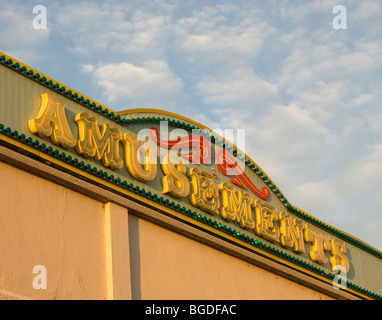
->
xmin=0 ymin=159 xmax=334 ymax=300
xmin=134 ymin=216 xmax=333 ymax=300
xmin=0 ymin=160 xmax=107 ymax=299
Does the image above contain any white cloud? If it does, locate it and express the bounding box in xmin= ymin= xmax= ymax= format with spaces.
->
xmin=196 ymin=68 xmax=278 ymax=111
xmin=179 ymin=24 xmax=270 ymax=58
xmin=82 ymin=64 xmax=95 ymax=73
xmin=90 ymin=60 xmax=184 ymax=111
xmin=276 ymin=26 xmax=382 ymax=137
xmin=239 ymin=103 xmax=331 ymax=198
xmin=0 ymin=0 xmax=50 ymax=64
xmin=174 ymin=4 xmax=276 ymax=68
xmin=291 ymin=181 xmax=337 ymax=213
xmin=341 ymin=145 xmax=382 ymax=192
xmin=319 ymin=144 xmax=382 ymax=248
xmin=55 ymin=2 xmax=171 ymax=61
xmin=352 ymin=0 xmax=381 ymax=19
xmin=257 ymin=104 xmax=328 ymax=155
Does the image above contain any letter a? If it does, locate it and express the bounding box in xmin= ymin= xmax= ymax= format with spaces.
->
xmin=32 ymin=265 xmax=47 ymax=290
xmin=332 ymin=5 xmax=347 ymax=30
xmin=32 ymin=5 xmax=47 ymax=30
xmin=28 ymin=93 xmax=77 ymax=148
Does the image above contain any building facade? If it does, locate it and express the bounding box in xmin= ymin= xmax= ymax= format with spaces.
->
xmin=0 ymin=51 xmax=381 ymax=300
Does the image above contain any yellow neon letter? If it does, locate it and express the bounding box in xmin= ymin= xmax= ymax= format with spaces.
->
xmin=330 ymin=239 xmax=349 ymax=273
xmin=278 ymin=212 xmax=305 ymax=253
xmin=187 ymin=167 xmax=220 ymax=215
xmin=218 ymin=183 xmax=255 ymax=229
xmin=28 ymin=93 xmax=77 ymax=148
xmin=303 ymin=224 xmax=330 ymax=265
xmin=161 ymin=155 xmax=189 ymax=198
xmin=121 ymin=131 xmax=157 ymax=182
xmin=253 ymin=200 xmax=280 ymax=243
xmin=74 ymin=112 xmax=123 ymax=170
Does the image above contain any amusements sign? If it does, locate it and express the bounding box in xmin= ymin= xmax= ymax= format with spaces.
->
xmin=1 ymin=53 xmax=381 ymax=299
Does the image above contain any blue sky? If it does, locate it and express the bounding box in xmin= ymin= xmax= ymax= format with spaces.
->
xmin=1 ymin=0 xmax=382 ymax=250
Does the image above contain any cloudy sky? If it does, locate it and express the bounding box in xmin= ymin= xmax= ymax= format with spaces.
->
xmin=1 ymin=0 xmax=382 ymax=250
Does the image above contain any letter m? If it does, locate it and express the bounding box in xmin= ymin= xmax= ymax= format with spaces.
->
xmin=219 ymin=183 xmax=254 ymax=229
xmin=75 ymin=112 xmax=123 ymax=169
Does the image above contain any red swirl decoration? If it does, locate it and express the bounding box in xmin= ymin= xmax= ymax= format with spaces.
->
xmin=149 ymin=127 xmax=269 ymax=200
xmin=215 ymin=148 xmax=269 ymax=200
xmin=149 ymin=127 xmax=211 ymax=164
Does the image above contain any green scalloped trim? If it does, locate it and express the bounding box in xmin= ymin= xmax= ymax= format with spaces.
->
xmin=1 ymin=56 xmax=381 ymax=264
xmin=0 ymin=124 xmax=381 ymax=300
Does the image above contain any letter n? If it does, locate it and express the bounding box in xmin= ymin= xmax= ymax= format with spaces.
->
xmin=278 ymin=212 xmax=305 ymax=253
xmin=218 ymin=183 xmax=254 ymax=229
xmin=28 ymin=93 xmax=77 ymax=148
